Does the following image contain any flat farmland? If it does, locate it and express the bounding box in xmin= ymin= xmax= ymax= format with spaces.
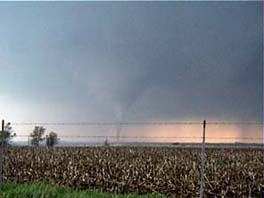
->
xmin=3 ymin=147 xmax=263 ymax=197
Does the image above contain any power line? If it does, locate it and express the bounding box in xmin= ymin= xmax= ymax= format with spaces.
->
xmin=11 ymin=121 xmax=264 ymax=126
xmin=13 ymin=135 xmax=262 ymax=140
xmin=12 ymin=122 xmax=202 ymax=126
xmin=206 ymin=122 xmax=263 ymax=125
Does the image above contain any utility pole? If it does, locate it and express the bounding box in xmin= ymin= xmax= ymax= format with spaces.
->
xmin=199 ymin=120 xmax=206 ymax=198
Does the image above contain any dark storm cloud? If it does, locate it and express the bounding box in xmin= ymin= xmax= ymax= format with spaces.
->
xmin=0 ymin=1 xmax=262 ymax=124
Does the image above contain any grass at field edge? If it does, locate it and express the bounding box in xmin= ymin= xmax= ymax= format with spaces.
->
xmin=0 ymin=183 xmax=167 ymax=198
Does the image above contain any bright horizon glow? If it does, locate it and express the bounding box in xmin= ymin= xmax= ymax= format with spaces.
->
xmin=11 ymin=122 xmax=263 ymax=144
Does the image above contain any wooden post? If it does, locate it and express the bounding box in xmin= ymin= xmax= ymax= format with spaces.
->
xmin=199 ymin=120 xmax=206 ymax=198
xmin=0 ymin=120 xmax=4 ymax=186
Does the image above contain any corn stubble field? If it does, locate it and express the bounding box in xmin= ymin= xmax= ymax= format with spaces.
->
xmin=3 ymin=147 xmax=263 ymax=197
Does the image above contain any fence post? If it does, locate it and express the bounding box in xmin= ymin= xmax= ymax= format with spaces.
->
xmin=0 ymin=120 xmax=4 ymax=187
xmin=199 ymin=120 xmax=206 ymax=198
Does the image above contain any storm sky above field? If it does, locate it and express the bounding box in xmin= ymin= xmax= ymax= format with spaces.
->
xmin=0 ymin=2 xmax=263 ymax=142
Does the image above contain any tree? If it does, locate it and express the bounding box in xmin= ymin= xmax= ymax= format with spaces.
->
xmin=46 ymin=132 xmax=59 ymax=147
xmin=30 ymin=126 xmax=45 ymax=147
xmin=0 ymin=122 xmax=16 ymax=146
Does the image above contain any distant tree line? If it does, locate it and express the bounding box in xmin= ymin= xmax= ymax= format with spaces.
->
xmin=0 ymin=123 xmax=59 ymax=147
xmin=30 ymin=126 xmax=59 ymax=147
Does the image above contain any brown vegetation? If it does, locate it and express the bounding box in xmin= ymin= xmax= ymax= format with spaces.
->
xmin=3 ymin=147 xmax=263 ymax=197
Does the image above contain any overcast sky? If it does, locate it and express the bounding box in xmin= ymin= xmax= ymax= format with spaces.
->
xmin=0 ymin=2 xmax=262 ymax=141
